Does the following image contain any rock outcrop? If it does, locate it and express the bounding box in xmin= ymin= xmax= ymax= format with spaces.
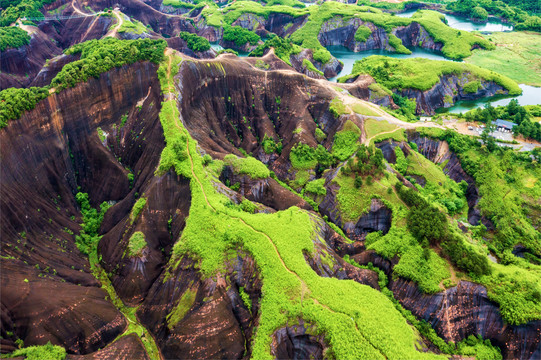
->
xmin=0 ymin=28 xmax=62 ymax=89
xmin=390 ymin=278 xmax=541 ymax=360
xmin=398 ymin=74 xmax=510 ymax=115
xmin=317 ymin=16 xmax=442 ymax=54
xmin=219 ymin=166 xmax=313 ymax=211
xmin=137 ymin=253 xmax=261 ymax=359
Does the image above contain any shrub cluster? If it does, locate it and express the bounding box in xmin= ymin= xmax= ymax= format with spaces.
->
xmin=178 ymin=31 xmax=211 ymax=52
xmin=249 ymin=34 xmax=301 ymax=65
xmin=290 ymin=143 xmax=335 ymax=170
xmin=0 ymin=26 xmax=30 ymax=51
xmin=75 ymin=192 xmax=110 ymax=255
xmin=0 ymin=87 xmax=49 ymax=128
xmin=0 ymin=0 xmax=56 ymax=27
xmin=53 ymin=38 xmax=166 ymax=91
xmin=223 ymin=25 xmax=260 ymax=47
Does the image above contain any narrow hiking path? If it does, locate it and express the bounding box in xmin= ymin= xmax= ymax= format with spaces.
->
xmin=104 ymin=10 xmax=124 ymax=38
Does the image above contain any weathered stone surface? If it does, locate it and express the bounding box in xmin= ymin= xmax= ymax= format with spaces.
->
xmin=66 ymin=334 xmax=149 ymax=360
xmin=271 ymin=321 xmax=327 ymax=360
xmin=0 ymin=62 xmax=160 ymax=354
xmin=390 ymin=278 xmax=541 ymax=360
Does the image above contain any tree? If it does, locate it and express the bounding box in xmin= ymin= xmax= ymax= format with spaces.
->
xmin=407 ymin=205 xmax=448 ymax=245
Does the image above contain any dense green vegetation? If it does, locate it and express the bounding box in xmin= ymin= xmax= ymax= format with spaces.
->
xmin=0 ymin=26 xmax=30 ymax=51
xmin=463 ymin=100 xmax=541 ymax=141
xmin=224 ymin=154 xmax=270 ymax=179
xmin=414 ymin=128 xmax=541 ymax=325
xmin=130 ymin=197 xmax=147 ymax=224
xmin=4 ymin=342 xmax=66 ymax=360
xmin=332 ymin=120 xmax=361 ymax=161
xmin=222 ymin=25 xmax=261 ymax=47
xmin=178 ymin=31 xmax=211 ymax=52
xmin=0 ymin=0 xmax=55 ymax=27
xmin=0 ymin=87 xmax=49 ymax=129
xmin=354 ymin=25 xmax=372 ymax=42
xmin=341 ymin=56 xmax=521 ymax=95
xmin=289 ymin=143 xmax=335 ymax=171
xmin=261 ymin=134 xmax=283 ymax=154
xmin=448 ymin=0 xmax=541 ymax=31
xmin=74 ymin=192 xmax=111 ymax=256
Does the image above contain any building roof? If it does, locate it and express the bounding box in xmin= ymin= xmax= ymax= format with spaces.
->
xmin=494 ymin=119 xmax=517 ymax=128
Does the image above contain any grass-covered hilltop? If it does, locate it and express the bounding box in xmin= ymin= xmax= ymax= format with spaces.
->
xmin=0 ymin=0 xmax=540 ymax=359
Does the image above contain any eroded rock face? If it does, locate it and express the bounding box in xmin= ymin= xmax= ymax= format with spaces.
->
xmin=0 ymin=29 xmax=61 ymax=89
xmin=137 ymin=253 xmax=262 ymax=360
xmin=271 ymin=321 xmax=327 ymax=360
xmin=305 ymin=218 xmax=380 ymax=289
xmin=317 ymin=16 xmax=442 ymax=54
xmin=0 ymin=61 xmax=160 ymax=354
xmin=390 ymin=278 xmax=541 ymax=360
xmin=174 ymin=54 xmax=349 ymax=182
xmin=398 ymin=74 xmax=509 ymax=115
xmin=219 ymin=166 xmax=312 ymax=211
xmin=319 ymin=171 xmax=391 ymax=241
xmin=340 ymin=74 xmax=394 ymax=107
xmin=351 ymin=198 xmax=392 ymax=237
xmin=65 ymin=334 xmax=149 ymax=360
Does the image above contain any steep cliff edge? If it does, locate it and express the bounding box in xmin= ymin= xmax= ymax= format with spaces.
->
xmin=0 ymin=61 xmax=161 ymax=355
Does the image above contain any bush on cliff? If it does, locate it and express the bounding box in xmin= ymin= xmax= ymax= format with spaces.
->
xmin=249 ymin=34 xmax=301 ymax=65
xmin=0 ymin=87 xmax=49 ymax=129
xmin=224 ymin=154 xmax=270 ymax=179
xmin=179 ymin=31 xmax=211 ymax=52
xmin=75 ymin=192 xmax=110 ymax=256
xmin=0 ymin=0 xmax=56 ymax=27
xmin=7 ymin=342 xmax=66 ymax=360
xmin=0 ymin=26 xmax=30 ymax=51
xmin=223 ymin=25 xmax=260 ymax=47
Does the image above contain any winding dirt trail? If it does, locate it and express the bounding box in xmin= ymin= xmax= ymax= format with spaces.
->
xmin=71 ymin=0 xmax=95 ymax=16
xmin=104 ymin=10 xmax=124 ymax=38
